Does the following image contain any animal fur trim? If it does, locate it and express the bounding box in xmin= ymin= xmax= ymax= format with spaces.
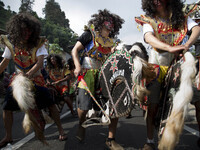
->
xmin=11 ymin=74 xmax=47 ymax=145
xmin=158 ymin=52 xmax=196 ymax=150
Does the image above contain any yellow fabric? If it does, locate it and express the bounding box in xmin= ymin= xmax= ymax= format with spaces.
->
xmin=95 ymin=32 xmax=114 ymax=48
xmin=64 ymin=69 xmax=71 ymax=76
xmin=157 ymin=66 xmax=168 ymax=83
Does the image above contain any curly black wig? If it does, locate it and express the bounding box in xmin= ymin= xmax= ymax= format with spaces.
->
xmin=142 ymin=0 xmax=185 ymax=29
xmin=88 ymin=9 xmax=125 ymax=38
xmin=46 ymin=54 xmax=64 ymax=70
xmin=6 ymin=12 xmax=41 ymax=50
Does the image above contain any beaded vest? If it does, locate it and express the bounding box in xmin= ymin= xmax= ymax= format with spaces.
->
xmin=0 ymin=35 xmax=46 ymax=86
xmin=80 ymin=24 xmax=114 ymax=62
xmin=135 ymin=4 xmax=198 ymax=52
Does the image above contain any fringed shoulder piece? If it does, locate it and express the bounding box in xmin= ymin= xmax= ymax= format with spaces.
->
xmin=135 ymin=15 xmax=151 ymax=26
xmin=0 ymin=34 xmax=15 ymax=57
xmin=183 ymin=3 xmax=198 ymax=17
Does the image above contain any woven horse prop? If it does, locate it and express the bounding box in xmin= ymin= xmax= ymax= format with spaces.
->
xmin=82 ymin=42 xmax=155 ymax=127
xmin=155 ymin=52 xmax=196 ymax=150
xmin=11 ymin=74 xmax=48 ymax=144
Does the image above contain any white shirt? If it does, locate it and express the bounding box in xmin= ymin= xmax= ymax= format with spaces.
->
xmin=2 ymin=44 xmax=48 ymax=59
xmin=143 ymin=17 xmax=198 ymax=66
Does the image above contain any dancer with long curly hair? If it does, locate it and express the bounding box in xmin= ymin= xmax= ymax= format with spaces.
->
xmin=72 ymin=9 xmax=124 ymax=149
xmin=0 ymin=13 xmax=67 ymax=148
xmin=135 ymin=0 xmax=200 ymax=149
xmin=46 ymin=54 xmax=76 ymax=116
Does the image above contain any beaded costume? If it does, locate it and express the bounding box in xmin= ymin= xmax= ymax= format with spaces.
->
xmin=135 ymin=4 xmax=198 ymax=79
xmin=0 ymin=35 xmax=46 ymax=86
xmin=48 ymin=67 xmax=71 ymax=96
xmin=78 ymin=24 xmax=115 ymax=95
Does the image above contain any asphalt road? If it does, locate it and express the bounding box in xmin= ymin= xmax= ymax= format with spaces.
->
xmin=0 ymin=103 xmax=199 ymax=150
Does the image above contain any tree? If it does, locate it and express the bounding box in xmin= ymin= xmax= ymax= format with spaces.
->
xmin=0 ymin=0 xmax=78 ymax=53
xmin=49 ymin=43 xmax=63 ymax=54
xmin=43 ymin=0 xmax=69 ymax=28
xmin=40 ymin=19 xmax=78 ymax=53
xmin=0 ymin=1 xmax=16 ymax=30
xmin=19 ymin=0 xmax=35 ymax=13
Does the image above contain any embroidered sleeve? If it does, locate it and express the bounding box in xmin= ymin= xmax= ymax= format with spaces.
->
xmin=183 ymin=3 xmax=198 ymax=17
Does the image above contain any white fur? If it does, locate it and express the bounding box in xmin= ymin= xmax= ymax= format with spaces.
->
xmin=132 ymin=56 xmax=150 ymax=105
xmin=116 ymin=42 xmax=126 ymax=50
xmin=129 ymin=45 xmax=142 ymax=53
xmin=11 ymin=74 xmax=35 ymax=111
xmin=11 ymin=74 xmax=47 ymax=144
xmin=159 ymin=52 xmax=196 ymax=150
xmin=132 ymin=56 xmax=143 ymax=84
xmin=23 ymin=113 xmax=31 ymax=133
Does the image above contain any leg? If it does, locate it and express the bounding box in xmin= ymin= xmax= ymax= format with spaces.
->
xmin=76 ymin=108 xmax=88 ymax=141
xmin=141 ymin=80 xmax=161 ymax=150
xmin=0 ymin=110 xmax=14 ymax=148
xmin=75 ymin=88 xmax=92 ymax=141
xmin=141 ymin=104 xmax=158 ymax=150
xmin=146 ymin=104 xmax=158 ymax=140
xmin=48 ymin=104 xmax=67 ymax=141
xmin=64 ymin=96 xmax=75 ymax=116
xmin=106 ymin=118 xmax=124 ymax=150
xmin=108 ymin=118 xmax=118 ymax=139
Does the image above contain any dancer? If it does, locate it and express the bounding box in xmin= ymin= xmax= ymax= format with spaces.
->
xmin=0 ymin=13 xmax=67 ymax=148
xmin=46 ymin=54 xmax=76 ymax=116
xmin=71 ymin=9 xmax=124 ymax=149
xmin=135 ymin=0 xmax=200 ymax=149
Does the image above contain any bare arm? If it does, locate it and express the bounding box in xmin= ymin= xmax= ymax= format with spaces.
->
xmin=71 ymin=41 xmax=84 ymax=77
xmin=52 ymin=74 xmax=72 ymax=85
xmin=0 ymin=58 xmax=10 ymax=74
xmin=144 ymin=32 xmax=185 ymax=53
xmin=26 ymin=55 xmax=44 ymax=78
xmin=185 ymin=25 xmax=200 ymax=50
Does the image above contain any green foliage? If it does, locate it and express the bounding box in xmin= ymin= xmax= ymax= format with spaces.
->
xmin=43 ymin=0 xmax=69 ymax=28
xmin=40 ymin=19 xmax=77 ymax=53
xmin=19 ymin=0 xmax=35 ymax=13
xmin=0 ymin=1 xmax=16 ymax=30
xmin=49 ymin=43 xmax=63 ymax=54
xmin=0 ymin=0 xmax=78 ymax=54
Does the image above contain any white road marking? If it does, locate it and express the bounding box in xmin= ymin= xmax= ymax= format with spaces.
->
xmin=2 ymin=111 xmax=199 ymax=150
xmin=184 ymin=125 xmax=199 ymax=137
xmin=4 ymin=111 xmax=71 ymax=150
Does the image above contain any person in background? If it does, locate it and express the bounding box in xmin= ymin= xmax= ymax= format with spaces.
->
xmin=46 ymin=54 xmax=76 ymax=116
xmin=66 ymin=58 xmax=77 ymax=111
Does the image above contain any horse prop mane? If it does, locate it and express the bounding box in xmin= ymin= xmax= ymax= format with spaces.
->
xmin=157 ymin=52 xmax=196 ymax=150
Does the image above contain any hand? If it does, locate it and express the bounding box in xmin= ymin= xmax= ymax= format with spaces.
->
xmin=22 ymin=72 xmax=32 ymax=79
xmin=168 ymin=45 xmax=185 ymax=54
xmin=183 ymin=44 xmax=190 ymax=53
xmin=74 ymin=66 xmax=82 ymax=77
